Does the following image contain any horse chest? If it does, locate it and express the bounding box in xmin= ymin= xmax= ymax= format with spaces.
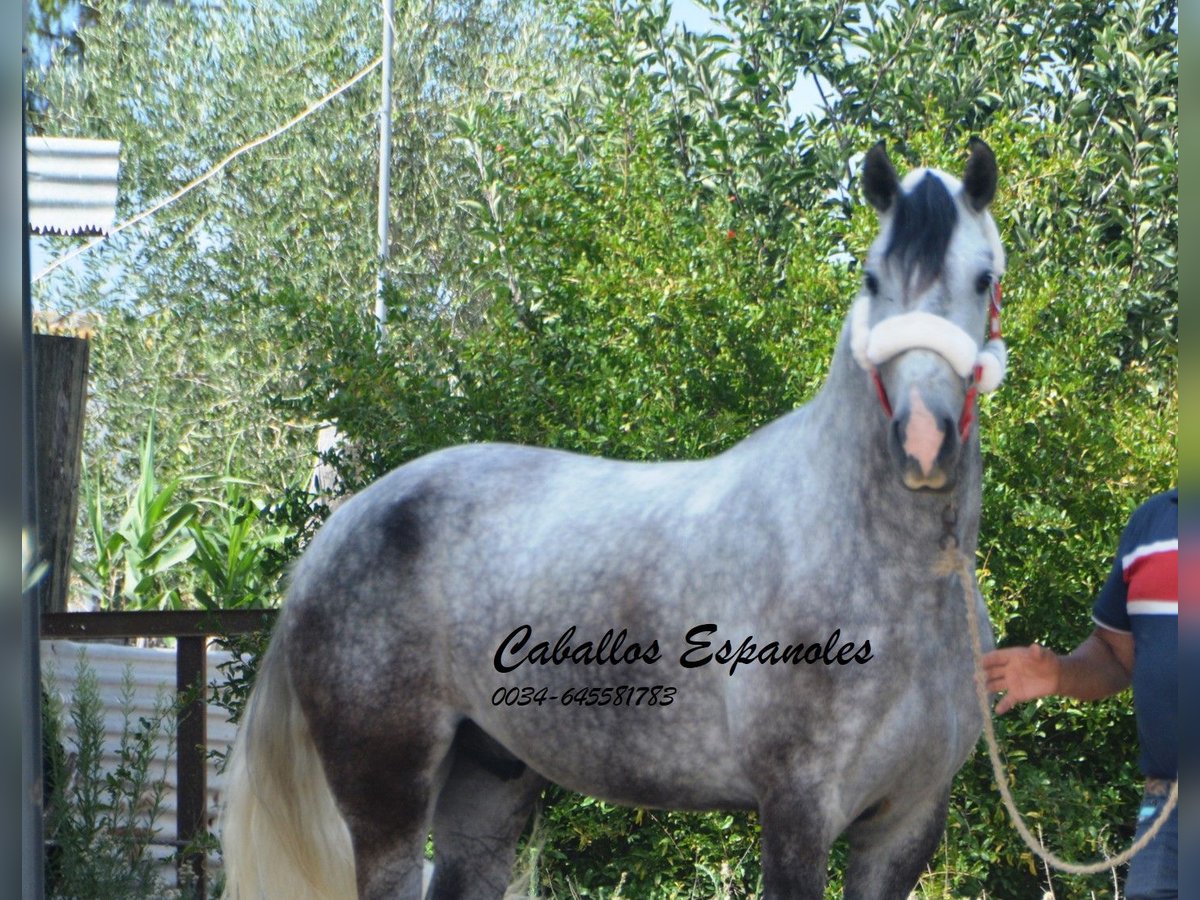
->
xmin=719 ymin=603 xmax=978 ymax=775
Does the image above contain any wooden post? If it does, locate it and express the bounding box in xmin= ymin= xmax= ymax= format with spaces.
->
xmin=176 ymin=636 xmax=208 ymax=896
xmin=33 ymin=332 xmax=89 ymax=613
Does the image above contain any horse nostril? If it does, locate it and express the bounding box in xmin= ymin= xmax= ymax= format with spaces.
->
xmin=941 ymin=416 xmax=958 ymax=450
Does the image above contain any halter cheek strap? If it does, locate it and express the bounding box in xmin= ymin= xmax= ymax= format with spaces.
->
xmin=850 ymin=283 xmax=1006 ymax=441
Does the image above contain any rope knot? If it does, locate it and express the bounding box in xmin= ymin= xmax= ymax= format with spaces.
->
xmin=933 ymin=546 xmax=961 ymax=578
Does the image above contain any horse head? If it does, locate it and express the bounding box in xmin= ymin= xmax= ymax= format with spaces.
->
xmin=851 ymin=138 xmax=1006 ymax=491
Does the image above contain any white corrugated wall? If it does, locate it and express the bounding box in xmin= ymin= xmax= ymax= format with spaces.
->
xmin=42 ymin=639 xmax=239 ymax=886
xmin=27 ymin=136 xmax=121 ymax=236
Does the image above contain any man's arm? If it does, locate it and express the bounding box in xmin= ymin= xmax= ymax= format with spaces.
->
xmin=982 ymin=626 xmax=1133 ymax=715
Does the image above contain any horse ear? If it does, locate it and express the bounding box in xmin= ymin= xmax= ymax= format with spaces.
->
xmin=962 ymin=137 xmax=997 ymax=211
xmin=862 ymin=141 xmax=899 ymax=213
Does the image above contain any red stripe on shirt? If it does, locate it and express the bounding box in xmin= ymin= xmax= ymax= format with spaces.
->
xmin=1181 ymin=548 xmax=1199 ymax=613
xmin=1123 ymin=548 xmax=1178 ymax=604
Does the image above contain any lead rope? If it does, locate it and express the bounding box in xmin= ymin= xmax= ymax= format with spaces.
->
xmin=934 ymin=541 xmax=1178 ymax=875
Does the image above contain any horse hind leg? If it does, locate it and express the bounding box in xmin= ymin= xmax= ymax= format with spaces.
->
xmin=292 ymin=642 xmax=457 ymax=898
xmin=427 ymin=721 xmax=547 ymax=900
xmin=309 ymin=719 xmax=454 ymax=900
xmin=842 ymin=788 xmax=951 ymax=900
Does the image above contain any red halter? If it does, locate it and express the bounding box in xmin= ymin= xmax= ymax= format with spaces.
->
xmin=871 ymin=281 xmax=1003 ymax=443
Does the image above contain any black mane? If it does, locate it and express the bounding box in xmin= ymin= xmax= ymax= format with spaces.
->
xmin=886 ymin=172 xmax=957 ymax=291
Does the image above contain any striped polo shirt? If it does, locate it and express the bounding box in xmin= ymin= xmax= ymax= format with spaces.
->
xmin=1092 ymin=488 xmax=1177 ymax=778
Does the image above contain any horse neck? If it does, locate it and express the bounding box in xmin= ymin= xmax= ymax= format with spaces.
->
xmin=792 ymin=327 xmax=983 ymax=555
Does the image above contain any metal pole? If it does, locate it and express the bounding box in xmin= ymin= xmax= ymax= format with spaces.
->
xmin=22 ymin=78 xmax=47 ymax=900
xmin=374 ymin=0 xmax=395 ymax=336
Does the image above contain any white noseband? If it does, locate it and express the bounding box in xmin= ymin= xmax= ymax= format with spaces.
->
xmin=849 ymin=296 xmax=1007 ymax=393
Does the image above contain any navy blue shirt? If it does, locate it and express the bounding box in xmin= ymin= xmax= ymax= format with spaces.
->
xmin=1092 ymin=489 xmax=1177 ymax=779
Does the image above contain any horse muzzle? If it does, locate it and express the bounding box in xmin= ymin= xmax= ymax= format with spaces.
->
xmin=849 ymin=295 xmax=1008 ymax=491
xmin=887 ymin=379 xmax=961 ymax=491
xmin=871 ymin=347 xmax=969 ymax=491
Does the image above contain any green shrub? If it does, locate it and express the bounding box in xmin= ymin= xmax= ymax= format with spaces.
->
xmin=43 ymin=654 xmax=180 ymax=899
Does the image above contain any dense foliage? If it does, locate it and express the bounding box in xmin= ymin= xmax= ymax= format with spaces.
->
xmin=29 ymin=0 xmax=566 ymax=508
xmin=28 ymin=0 xmax=1175 ymax=896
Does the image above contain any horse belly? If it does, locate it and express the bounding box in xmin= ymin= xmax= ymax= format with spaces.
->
xmin=468 ymin=675 xmax=757 ymax=810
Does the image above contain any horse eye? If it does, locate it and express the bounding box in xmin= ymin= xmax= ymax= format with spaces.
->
xmin=975 ymin=272 xmax=993 ymax=294
xmin=864 ymin=272 xmax=880 ymax=296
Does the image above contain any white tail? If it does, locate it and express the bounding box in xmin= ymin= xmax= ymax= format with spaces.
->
xmin=220 ymin=639 xmax=357 ymax=899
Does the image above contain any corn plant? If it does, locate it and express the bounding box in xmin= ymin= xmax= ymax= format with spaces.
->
xmin=76 ymin=422 xmax=198 ymax=611
xmin=189 ymin=473 xmax=289 ymax=611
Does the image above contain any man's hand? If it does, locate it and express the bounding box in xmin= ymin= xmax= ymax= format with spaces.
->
xmin=983 ymin=628 xmax=1133 ymax=713
xmin=982 ymin=644 xmax=1061 ymax=714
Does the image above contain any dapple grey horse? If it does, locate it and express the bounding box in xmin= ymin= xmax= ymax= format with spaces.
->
xmin=221 ymin=139 xmax=1005 ymax=900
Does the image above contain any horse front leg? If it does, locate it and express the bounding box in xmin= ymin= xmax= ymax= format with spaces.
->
xmin=842 ymin=787 xmax=951 ymax=900
xmin=759 ymin=796 xmax=838 ymax=900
